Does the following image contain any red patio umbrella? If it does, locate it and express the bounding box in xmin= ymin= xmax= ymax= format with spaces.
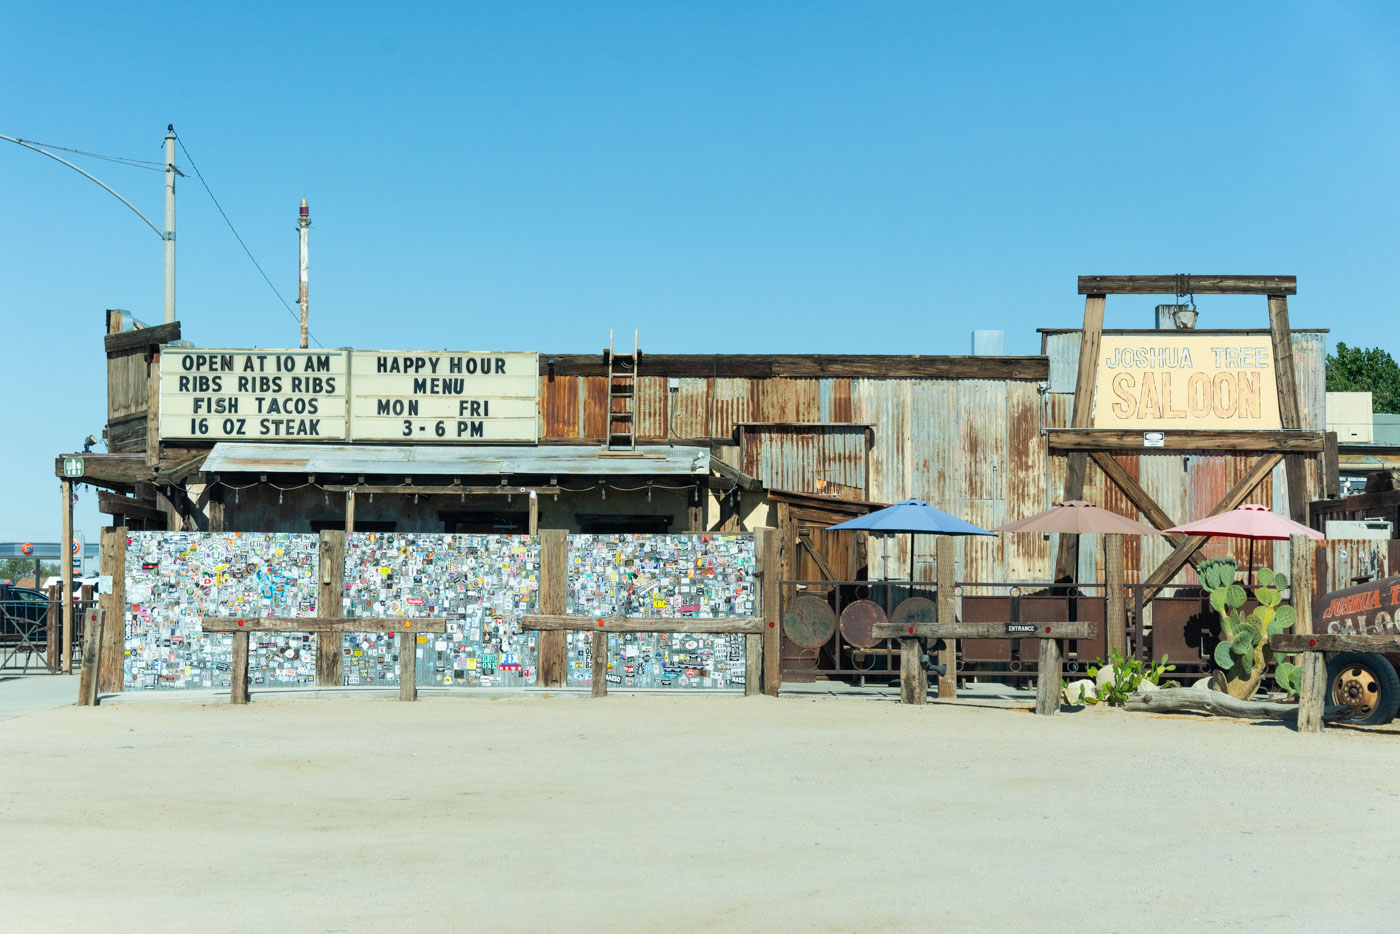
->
xmin=1166 ymin=503 xmax=1323 ymax=581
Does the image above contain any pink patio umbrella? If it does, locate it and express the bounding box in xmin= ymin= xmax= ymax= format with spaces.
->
xmin=1165 ymin=503 xmax=1323 ymax=581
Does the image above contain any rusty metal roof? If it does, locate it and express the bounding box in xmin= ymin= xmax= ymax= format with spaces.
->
xmin=203 ymin=443 xmax=710 ymax=477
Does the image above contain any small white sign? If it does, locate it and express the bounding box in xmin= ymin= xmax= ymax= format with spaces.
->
xmin=1143 ymin=431 xmax=1165 ymax=448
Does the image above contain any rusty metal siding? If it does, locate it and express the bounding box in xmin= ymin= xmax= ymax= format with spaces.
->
xmin=579 ymin=376 xmax=609 ymax=440
xmin=541 ymin=375 xmax=582 ymax=439
xmin=819 ymin=378 xmax=853 ymax=423
xmin=1043 ymin=331 xmax=1081 ymax=394
xmin=741 ymin=425 xmax=868 ymax=496
xmin=634 ymin=376 xmax=669 ymax=441
xmin=711 ymin=379 xmax=752 ymax=438
xmin=750 ymin=378 xmax=821 ymax=424
xmin=1292 ymin=331 xmax=1326 ymax=430
xmin=670 ymin=378 xmax=710 ymax=438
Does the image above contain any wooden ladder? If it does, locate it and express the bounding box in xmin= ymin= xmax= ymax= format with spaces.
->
xmin=605 ymin=328 xmax=638 ymax=451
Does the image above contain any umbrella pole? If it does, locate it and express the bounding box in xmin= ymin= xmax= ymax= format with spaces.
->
xmin=910 ymin=533 xmax=916 ymax=585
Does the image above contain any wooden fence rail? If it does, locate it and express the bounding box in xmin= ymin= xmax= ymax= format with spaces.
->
xmin=519 ymin=614 xmax=765 ymax=697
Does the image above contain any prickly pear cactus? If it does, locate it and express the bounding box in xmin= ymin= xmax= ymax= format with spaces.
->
xmin=1199 ymin=557 xmax=1300 ymax=699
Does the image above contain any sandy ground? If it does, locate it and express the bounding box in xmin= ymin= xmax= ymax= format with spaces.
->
xmin=3 ymin=683 xmax=1400 ymax=934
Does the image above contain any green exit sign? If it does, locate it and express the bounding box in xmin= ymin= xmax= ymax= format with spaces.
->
xmin=63 ymin=457 xmax=84 ymax=478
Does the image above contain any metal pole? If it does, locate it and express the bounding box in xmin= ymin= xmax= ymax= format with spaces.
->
xmin=163 ymin=125 xmax=176 ymax=324
xmin=298 ymin=198 xmax=310 ymax=348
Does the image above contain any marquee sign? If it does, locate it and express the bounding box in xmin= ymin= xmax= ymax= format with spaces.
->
xmin=1092 ymin=334 xmax=1282 ymax=430
xmin=158 ymin=348 xmax=539 ymax=442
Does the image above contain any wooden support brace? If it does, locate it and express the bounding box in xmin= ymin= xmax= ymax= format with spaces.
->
xmin=1105 ymin=534 xmax=1127 ymax=658
xmin=1297 ymin=653 xmax=1327 ymax=733
xmin=1054 ymin=293 xmax=1105 ymax=583
xmin=759 ymin=528 xmax=782 ymax=697
xmin=77 ymin=608 xmax=105 ymax=707
xmin=1035 ymin=637 xmax=1061 ymax=716
xmin=230 ymin=630 xmax=250 ymax=704
xmin=591 ymin=631 xmax=608 ymax=697
xmin=744 ymin=633 xmax=762 ymax=697
xmin=317 ymin=530 xmax=346 ymax=687
xmin=538 ymin=529 xmax=567 ymax=688
xmin=399 ymin=631 xmax=417 ymax=701
xmin=899 ymin=637 xmax=926 ymax=704
xmin=936 ymin=535 xmax=957 ymax=698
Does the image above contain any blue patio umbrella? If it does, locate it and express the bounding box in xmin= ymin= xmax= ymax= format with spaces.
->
xmin=825 ymin=499 xmax=993 ymax=582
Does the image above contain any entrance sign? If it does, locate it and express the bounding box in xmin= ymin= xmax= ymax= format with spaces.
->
xmin=159 ymin=350 xmax=349 ymax=441
xmin=1092 ymin=334 xmax=1281 ymax=430
xmin=348 ymin=351 xmax=539 ymax=442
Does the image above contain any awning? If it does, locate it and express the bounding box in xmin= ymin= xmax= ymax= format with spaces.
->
xmin=201 ymin=443 xmax=710 ymax=477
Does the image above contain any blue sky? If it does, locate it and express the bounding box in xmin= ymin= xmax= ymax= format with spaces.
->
xmin=2 ymin=1 xmax=1398 ymax=545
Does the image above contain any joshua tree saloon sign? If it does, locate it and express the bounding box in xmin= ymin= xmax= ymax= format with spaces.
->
xmin=1091 ymin=333 xmax=1282 ymax=430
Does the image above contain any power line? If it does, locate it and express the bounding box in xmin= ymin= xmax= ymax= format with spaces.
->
xmin=11 ymin=138 xmax=165 ymax=170
xmin=175 ymin=134 xmax=322 ymax=348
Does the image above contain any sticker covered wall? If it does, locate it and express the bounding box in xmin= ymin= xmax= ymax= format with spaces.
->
xmin=343 ymin=533 xmax=540 ymax=687
xmin=566 ymin=534 xmax=756 ymax=690
xmin=123 ymin=532 xmax=320 ymax=689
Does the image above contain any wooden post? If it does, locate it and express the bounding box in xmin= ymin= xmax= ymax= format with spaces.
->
xmin=757 ymin=528 xmax=782 ymax=697
xmin=899 ymin=637 xmax=926 ymax=704
xmin=1269 ymin=295 xmax=1309 ymax=522
xmin=230 ymin=630 xmax=250 ymax=704
xmin=1053 ymin=293 xmax=1106 ymax=582
xmin=78 ymin=608 xmax=105 ymax=706
xmin=1321 ymin=431 xmax=1340 ymax=500
xmin=1035 ymin=637 xmax=1062 ymax=716
xmin=591 ymin=630 xmax=608 ymax=697
xmin=1291 ymin=534 xmax=1324 ymax=733
xmin=399 ymin=629 xmax=418 ymax=701
xmin=316 ymin=530 xmax=345 ymax=687
xmin=344 ymin=489 xmax=355 ymax=533
xmin=528 ymin=490 xmax=538 ymax=534
xmin=744 ymin=631 xmax=762 ymax=697
xmin=537 ymin=529 xmax=567 ymax=687
xmin=98 ymin=527 xmax=126 ymax=693
xmin=936 ymin=535 xmax=957 ymax=698
xmin=1105 ymin=533 xmax=1126 ymax=657
xmin=45 ymin=585 xmax=59 ymax=672
xmin=61 ymin=479 xmax=74 ymax=673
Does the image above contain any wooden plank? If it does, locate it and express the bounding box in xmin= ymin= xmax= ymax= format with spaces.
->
xmin=61 ymin=479 xmax=73 ymax=673
xmin=936 ymin=535 xmax=957 ymax=698
xmin=230 ymin=630 xmax=250 ymax=704
xmin=344 ymin=489 xmax=356 ymax=533
xmin=1048 ymin=429 xmax=1325 ymax=452
xmin=1105 ymin=534 xmax=1127 ymax=658
xmin=744 ymin=633 xmax=761 ymax=696
xmin=1291 ymin=535 xmax=1313 ymax=636
xmin=202 ymin=617 xmax=450 ymax=633
xmin=1271 ymin=633 xmax=1400 ymax=653
xmin=103 ymin=320 xmax=181 ymax=354
xmin=316 ymin=530 xmax=346 ymax=687
xmin=53 ymin=453 xmax=151 ymax=486
xmin=1089 ymin=451 xmax=1183 ymax=532
xmin=77 ymin=608 xmax=104 ymax=706
xmin=97 ymin=491 xmax=164 ymax=522
xmin=98 ymin=527 xmax=126 ymax=693
xmin=1321 ymin=431 xmax=1341 ymax=499
xmin=399 ymin=632 xmax=417 ymax=701
xmin=591 ymin=631 xmax=608 ymax=697
xmin=1053 ymin=293 xmax=1105 ymax=583
xmin=1269 ymin=294 xmax=1309 ymax=522
xmin=1139 ymin=453 xmax=1285 ymax=600
xmin=1297 ymin=652 xmax=1327 ymax=733
xmin=1035 ymin=638 xmax=1061 ymax=716
xmin=537 ymin=529 xmax=567 ymax=688
xmin=145 ymin=349 xmax=161 ymax=469
xmin=539 ymin=354 xmax=1050 ymax=381
xmin=758 ymin=528 xmax=782 ymax=697
xmin=899 ymin=638 xmax=926 ymax=704
xmin=1077 ymin=275 xmax=1296 ymax=296
xmin=520 ymin=615 xmax=764 ymax=634
xmin=875 ymin=619 xmax=1097 ymax=640
xmin=45 ymin=585 xmax=59 ymax=672
xmin=528 ymin=490 xmax=538 ymax=534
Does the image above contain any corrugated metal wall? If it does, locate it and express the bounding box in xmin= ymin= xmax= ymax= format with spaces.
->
xmin=740 ymin=425 xmax=869 ymax=495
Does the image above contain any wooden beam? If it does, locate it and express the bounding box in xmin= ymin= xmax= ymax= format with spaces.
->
xmin=1049 ymin=429 xmax=1325 ymax=452
xmin=874 ymin=619 xmax=1097 ymax=640
xmin=1035 ymin=638 xmax=1061 ymax=716
xmin=316 ymin=531 xmax=346 ymax=687
xmin=77 ymin=607 xmax=104 ymax=707
xmin=1269 ymin=294 xmax=1309 ymax=522
xmin=899 ymin=638 xmax=926 ymax=704
xmin=1088 ymin=452 xmax=1182 ymax=532
xmin=1138 ymin=453 xmax=1284 ymax=600
xmin=98 ymin=527 xmax=126 ymax=693
xmin=520 ymin=615 xmax=764 ymax=634
xmin=230 ymin=630 xmax=250 ymax=704
xmin=1321 ymin=431 xmax=1340 ymax=499
xmin=936 ymin=535 xmax=957 ymax=699
xmin=399 ymin=631 xmax=418 ymax=701
xmin=322 ymin=484 xmax=558 ymax=496
xmin=711 ymin=457 xmax=764 ymax=492
xmin=1054 ymin=293 xmax=1105 ymax=582
xmin=591 ymin=631 xmax=608 ymax=696
xmin=539 ymin=353 xmax=1050 ymax=381
xmin=1077 ymin=276 xmax=1296 ymax=296
xmin=54 ymin=453 xmax=152 ymax=485
xmin=758 ymin=528 xmax=782 ymax=697
xmin=1105 ymin=534 xmax=1127 ymax=658
xmin=103 ymin=321 xmax=181 ymax=355
xmin=97 ymin=491 xmax=164 ymax=522
xmin=1271 ymin=633 xmax=1400 ymax=654
xmin=537 ymin=529 xmax=567 ymax=688
xmin=1290 ymin=535 xmax=1323 ymax=733
xmin=203 ymin=617 xmax=449 ymax=633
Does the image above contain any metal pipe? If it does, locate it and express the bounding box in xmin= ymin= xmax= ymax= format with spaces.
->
xmin=164 ymin=126 xmax=176 ymax=324
xmin=0 ymin=134 xmax=163 ymax=238
xmin=298 ymin=198 xmax=310 ymax=348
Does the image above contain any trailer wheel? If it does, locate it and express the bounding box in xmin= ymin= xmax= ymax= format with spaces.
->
xmin=1326 ymin=653 xmax=1400 ymax=725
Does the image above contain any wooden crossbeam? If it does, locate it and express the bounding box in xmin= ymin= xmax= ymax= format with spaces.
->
xmin=97 ymin=491 xmax=164 ymax=522
xmin=1271 ymin=633 xmax=1400 ymax=654
xmin=1049 ymin=430 xmax=1325 ymax=452
xmin=519 ymin=615 xmax=763 ymax=634
xmin=872 ymin=620 xmax=1096 ymax=641
xmin=202 ymin=617 xmax=449 ymax=633
xmin=1077 ymin=275 xmax=1296 ymax=295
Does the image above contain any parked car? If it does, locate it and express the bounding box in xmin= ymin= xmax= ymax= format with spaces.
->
xmin=0 ymin=583 xmax=51 ymax=643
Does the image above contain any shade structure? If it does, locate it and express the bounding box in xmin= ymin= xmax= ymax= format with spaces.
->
xmin=1165 ymin=504 xmax=1323 ymax=542
xmin=825 ymin=499 xmax=992 ymax=584
xmin=996 ymin=500 xmax=1164 ymax=536
xmin=825 ymin=499 xmax=994 ymax=536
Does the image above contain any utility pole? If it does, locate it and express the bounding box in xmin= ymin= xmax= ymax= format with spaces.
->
xmin=298 ymin=198 xmax=310 ymax=348
xmin=163 ymin=125 xmax=176 ymax=324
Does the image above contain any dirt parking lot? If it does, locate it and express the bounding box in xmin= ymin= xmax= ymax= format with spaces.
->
xmin=3 ymin=688 xmax=1399 ymax=933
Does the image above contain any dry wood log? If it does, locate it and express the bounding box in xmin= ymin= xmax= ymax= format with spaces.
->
xmin=1124 ymin=688 xmax=1353 ymax=722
